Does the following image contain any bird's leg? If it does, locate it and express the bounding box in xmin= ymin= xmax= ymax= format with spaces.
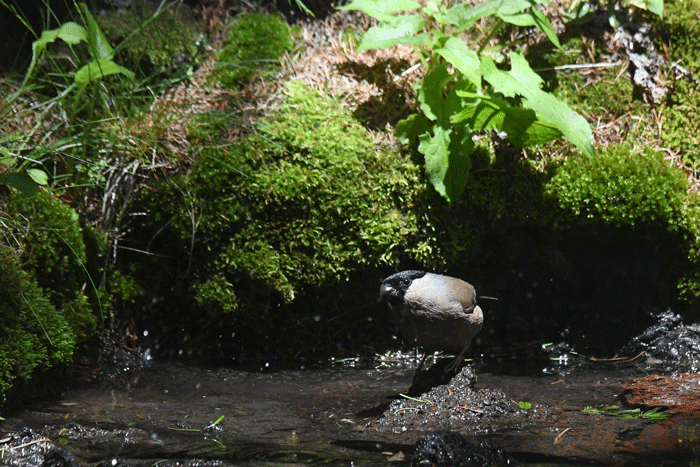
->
xmin=444 ymin=345 xmax=468 ymax=375
xmin=416 ymin=351 xmax=429 ymax=372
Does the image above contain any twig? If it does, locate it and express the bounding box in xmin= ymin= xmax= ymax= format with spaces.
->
xmin=394 ymin=57 xmax=430 ymax=82
xmin=11 ymin=438 xmax=51 ymax=450
xmin=534 ymin=61 xmax=622 ymax=72
xmin=589 ymin=351 xmax=645 ymax=363
xmin=553 ymin=427 xmax=571 ymax=444
xmin=458 ymin=406 xmax=485 ymax=414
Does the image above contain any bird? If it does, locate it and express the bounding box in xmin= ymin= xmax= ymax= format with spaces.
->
xmin=379 ymin=270 xmax=484 ymax=374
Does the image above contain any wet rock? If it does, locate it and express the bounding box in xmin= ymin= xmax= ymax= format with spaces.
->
xmin=372 ymin=366 xmax=550 ymax=433
xmin=620 ymin=310 xmax=700 ymax=371
xmin=412 ymin=432 xmax=517 ymax=467
xmin=616 ymin=413 xmax=700 ymax=459
xmin=0 ymin=428 xmax=80 ymax=467
xmin=622 ymin=373 xmax=700 ymax=415
xmin=407 ymin=357 xmax=477 ymax=397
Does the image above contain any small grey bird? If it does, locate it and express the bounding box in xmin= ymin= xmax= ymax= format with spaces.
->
xmin=379 ymin=270 xmax=483 ymax=373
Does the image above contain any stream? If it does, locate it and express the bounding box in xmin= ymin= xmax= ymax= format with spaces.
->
xmin=3 ymin=347 xmax=700 ymax=466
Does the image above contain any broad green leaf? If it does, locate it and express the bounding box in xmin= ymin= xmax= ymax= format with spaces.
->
xmin=418 ymin=64 xmax=452 ymax=122
xmin=622 ymin=0 xmax=663 ymax=18
xmin=75 ymin=59 xmax=135 ymax=86
xmin=445 ymin=0 xmax=549 ymax=32
xmin=481 ymin=53 xmax=595 ymax=159
xmin=419 ymin=125 xmax=473 ymax=202
xmin=499 ymin=9 xmax=560 ymax=48
xmin=434 ymin=36 xmax=481 ymax=89
xmin=453 ymin=92 xmax=561 ymax=147
xmin=357 ymin=15 xmax=426 ymax=51
xmin=22 ymin=22 xmax=88 ymax=90
xmin=648 ymin=0 xmax=663 ymax=18
xmin=494 ymin=0 xmax=546 ymax=15
xmin=0 ymin=171 xmax=39 ymax=197
xmin=418 ymin=66 xmax=473 ymax=123
xmin=33 ymin=22 xmax=87 ymax=52
xmin=0 ymin=147 xmax=17 ymax=167
xmin=27 ymin=168 xmax=49 ymax=186
xmin=81 ymin=3 xmax=114 ymax=60
xmin=338 ymin=0 xmax=421 ymax=22
xmin=396 ymin=113 xmax=430 ymax=145
xmin=443 ymin=0 xmax=505 ymax=29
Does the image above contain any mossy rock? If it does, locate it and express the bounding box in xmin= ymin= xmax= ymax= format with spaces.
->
xmin=0 ymin=244 xmax=76 ymax=406
xmin=215 ymin=12 xmax=293 ymax=88
xmin=184 ymin=80 xmax=422 ymax=304
xmin=4 ymin=189 xmax=101 ymax=334
xmin=97 ymin=0 xmax=200 ymax=76
xmin=546 ymin=143 xmax=700 ymax=299
xmin=131 ymin=80 xmax=439 ymax=363
xmin=546 ymin=144 xmax=688 ymax=227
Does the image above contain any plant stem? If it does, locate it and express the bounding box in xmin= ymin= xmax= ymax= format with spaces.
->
xmin=478 ymin=18 xmax=503 ymax=56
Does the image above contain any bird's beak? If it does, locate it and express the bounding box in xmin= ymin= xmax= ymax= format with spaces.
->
xmin=378 ymin=283 xmax=393 ymax=302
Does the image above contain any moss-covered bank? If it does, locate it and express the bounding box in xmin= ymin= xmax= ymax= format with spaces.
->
xmin=0 ymin=190 xmax=102 ymax=406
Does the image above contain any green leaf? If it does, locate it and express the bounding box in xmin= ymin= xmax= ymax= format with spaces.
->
xmin=356 ymin=15 xmax=426 ymax=51
xmin=338 ymin=0 xmax=421 ymax=22
xmin=480 ymin=53 xmax=595 ymax=159
xmin=80 ymin=3 xmax=114 ymax=60
xmin=396 ymin=113 xmax=430 ymax=145
xmin=0 ymin=147 xmax=18 ymax=167
xmin=21 ymin=21 xmax=88 ymax=90
xmin=75 ymin=59 xmax=136 ymax=86
xmin=499 ymin=9 xmax=560 ymax=48
xmin=453 ymin=91 xmax=562 ymax=147
xmin=419 ymin=124 xmax=473 ymax=202
xmin=518 ymin=401 xmax=532 ymax=409
xmin=33 ymin=22 xmax=87 ymax=51
xmin=622 ymin=0 xmax=663 ymax=18
xmin=0 ymin=171 xmax=40 ymax=197
xmin=418 ymin=64 xmax=452 ymax=122
xmin=27 ymin=168 xmax=49 ymax=186
xmin=443 ymin=0 xmax=501 ymax=29
xmin=434 ymin=35 xmax=481 ymax=89
xmin=648 ymin=0 xmax=664 ymax=18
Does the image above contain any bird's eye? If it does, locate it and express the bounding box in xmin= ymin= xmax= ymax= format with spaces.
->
xmin=400 ymin=278 xmax=410 ymax=287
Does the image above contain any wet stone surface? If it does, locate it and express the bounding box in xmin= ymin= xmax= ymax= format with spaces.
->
xmin=372 ymin=366 xmax=550 ymax=434
xmin=5 ymin=311 xmax=700 ymax=465
xmin=623 ymin=373 xmax=700 ymax=414
xmin=2 ymin=359 xmax=700 ymax=466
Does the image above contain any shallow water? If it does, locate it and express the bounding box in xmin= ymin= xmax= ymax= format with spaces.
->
xmin=3 ymin=353 xmax=700 ymax=466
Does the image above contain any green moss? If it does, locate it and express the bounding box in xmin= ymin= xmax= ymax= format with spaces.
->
xmin=653 ymin=0 xmax=700 ymax=168
xmin=546 ymin=143 xmax=700 ymax=298
xmin=184 ymin=80 xmax=421 ymax=305
xmin=215 ymin=13 xmax=292 ymax=88
xmin=546 ymin=143 xmax=687 ymax=228
xmin=97 ymin=1 xmax=200 ymax=74
xmin=547 ymin=36 xmax=638 ymax=117
xmin=661 ymin=0 xmax=700 ymax=70
xmin=6 ymin=190 xmax=99 ymax=334
xmin=0 ymin=244 xmax=76 ymax=404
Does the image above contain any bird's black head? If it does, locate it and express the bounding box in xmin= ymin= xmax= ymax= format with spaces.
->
xmin=379 ymin=270 xmax=426 ymax=302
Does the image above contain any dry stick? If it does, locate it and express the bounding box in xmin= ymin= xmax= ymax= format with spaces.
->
xmin=459 ymin=406 xmax=485 ymax=414
xmin=589 ymin=351 xmax=645 ymax=363
xmin=10 ymin=438 xmax=51 ymax=450
xmin=534 ymin=61 xmax=623 ymax=72
xmin=553 ymin=427 xmax=571 ymax=444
